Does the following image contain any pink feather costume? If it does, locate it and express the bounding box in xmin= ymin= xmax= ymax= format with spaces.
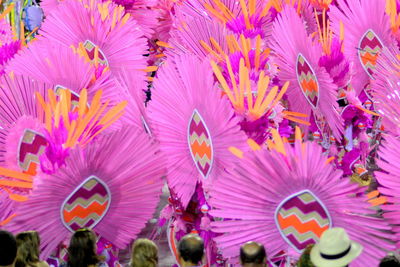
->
xmin=5 ymin=127 xmax=165 ymax=259
xmin=329 ymin=0 xmax=398 ymax=96
xmin=39 ymin=0 xmax=148 ymax=80
xmin=149 ymin=54 xmax=247 ymax=265
xmin=270 ymin=6 xmax=343 ymax=141
xmin=209 ymin=129 xmax=395 ymax=266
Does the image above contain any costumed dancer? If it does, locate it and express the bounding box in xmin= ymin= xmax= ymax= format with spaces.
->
xmin=149 ymin=54 xmax=247 ymax=266
xmin=209 ymin=128 xmax=394 ymax=266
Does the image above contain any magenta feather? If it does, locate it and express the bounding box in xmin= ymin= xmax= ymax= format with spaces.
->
xmin=0 ymin=41 xmax=21 ymax=74
xmin=329 ymin=0 xmax=397 ymax=95
xmin=270 ymin=6 xmax=343 ymax=140
xmin=40 ymin=0 xmax=148 ymax=78
xmin=148 ymin=54 xmax=247 ymax=208
xmin=209 ymin=139 xmax=395 ymax=266
xmin=6 ymin=126 xmax=165 ymax=259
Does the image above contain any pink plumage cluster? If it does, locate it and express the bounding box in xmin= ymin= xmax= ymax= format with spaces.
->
xmin=0 ymin=0 xmax=400 ymax=266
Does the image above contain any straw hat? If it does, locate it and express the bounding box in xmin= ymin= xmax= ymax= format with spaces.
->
xmin=310 ymin=228 xmax=363 ymax=267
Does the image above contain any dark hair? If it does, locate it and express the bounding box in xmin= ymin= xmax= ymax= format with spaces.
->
xmin=380 ymin=255 xmax=400 ymax=267
xmin=178 ymin=234 xmax=204 ymax=265
xmin=131 ymin=238 xmax=158 ymax=267
xmin=15 ymin=231 xmax=40 ymax=267
xmin=0 ymin=230 xmax=17 ymax=266
xmin=67 ymin=229 xmax=99 ymax=267
xmin=240 ymin=242 xmax=266 ymax=264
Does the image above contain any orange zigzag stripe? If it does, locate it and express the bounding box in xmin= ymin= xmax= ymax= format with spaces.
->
xmin=360 ymin=52 xmax=379 ymax=66
xmin=277 ymin=213 xmax=328 ymax=237
xmin=190 ymin=140 xmax=212 ymax=158
xmin=63 ymin=201 xmax=108 ymax=223
xmin=300 ymin=79 xmax=318 ymax=93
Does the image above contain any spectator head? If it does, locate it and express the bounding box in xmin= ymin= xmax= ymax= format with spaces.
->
xmin=0 ymin=230 xmax=17 ymax=267
xmin=178 ymin=234 xmax=204 ymax=266
xmin=310 ymin=227 xmax=363 ymax=267
xmin=297 ymin=244 xmax=316 ymax=267
xmin=240 ymin=241 xmax=266 ymax=267
xmin=15 ymin=231 xmax=40 ymax=267
xmin=380 ymin=255 xmax=400 ymax=267
xmin=67 ymin=228 xmax=99 ymax=267
xmin=130 ymin=238 xmax=158 ymax=267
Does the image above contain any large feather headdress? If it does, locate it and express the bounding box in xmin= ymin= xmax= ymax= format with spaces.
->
xmin=271 ymin=6 xmax=343 ymax=140
xmin=209 ymin=128 xmax=394 ymax=266
xmin=40 ymin=0 xmax=147 ymax=78
xmin=329 ymin=0 xmax=397 ymax=95
xmin=6 ymin=126 xmax=165 ymax=258
xmin=6 ymin=39 xmax=115 ymax=101
xmin=270 ymin=6 xmax=343 ymax=140
xmin=148 ymin=54 xmax=247 ymax=208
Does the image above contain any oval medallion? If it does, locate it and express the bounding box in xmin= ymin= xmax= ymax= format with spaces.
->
xmin=187 ymin=109 xmax=213 ymax=179
xmin=296 ymin=54 xmax=319 ymax=109
xmin=275 ymin=190 xmax=331 ymax=252
xmin=83 ymin=40 xmax=109 ymax=67
xmin=358 ymin=29 xmax=384 ymax=78
xmin=61 ymin=176 xmax=111 ymax=232
xmin=18 ymin=129 xmax=48 ymax=175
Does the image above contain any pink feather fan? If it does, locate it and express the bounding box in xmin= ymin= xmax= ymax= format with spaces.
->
xmin=270 ymin=6 xmax=343 ymax=140
xmin=40 ymin=0 xmax=147 ymax=79
xmin=6 ymin=126 xmax=165 ymax=258
xmin=209 ymin=129 xmax=395 ymax=266
xmin=329 ymin=0 xmax=397 ymax=95
xmin=376 ymin=135 xmax=400 ymax=247
xmin=148 ymin=54 xmax=247 ymax=208
xmin=6 ymin=39 xmax=115 ymax=101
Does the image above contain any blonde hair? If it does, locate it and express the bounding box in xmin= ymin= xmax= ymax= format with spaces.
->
xmin=131 ymin=239 xmax=158 ymax=267
xmin=15 ymin=231 xmax=40 ymax=267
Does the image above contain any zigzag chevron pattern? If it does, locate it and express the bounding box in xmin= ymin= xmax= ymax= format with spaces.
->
xmin=276 ymin=191 xmax=330 ymax=251
xmin=83 ymin=40 xmax=109 ymax=67
xmin=358 ymin=29 xmax=383 ymax=77
xmin=18 ymin=129 xmax=48 ymax=175
xmin=296 ymin=54 xmax=319 ymax=109
xmin=188 ymin=109 xmax=213 ymax=179
xmin=61 ymin=176 xmax=110 ymax=232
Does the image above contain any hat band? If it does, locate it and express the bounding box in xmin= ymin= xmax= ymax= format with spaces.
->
xmin=320 ymin=245 xmax=351 ymax=260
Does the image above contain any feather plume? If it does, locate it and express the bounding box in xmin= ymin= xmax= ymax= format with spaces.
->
xmin=6 ymin=126 xmax=165 ymax=259
xmin=148 ymin=54 xmax=247 ymax=208
xmin=329 ymin=0 xmax=397 ymax=95
xmin=40 ymin=0 xmax=148 ymax=78
xmin=270 ymin=6 xmax=343 ymax=139
xmin=209 ymin=129 xmax=395 ymax=266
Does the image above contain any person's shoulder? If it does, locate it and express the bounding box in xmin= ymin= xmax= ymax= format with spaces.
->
xmin=37 ymin=261 xmax=50 ymax=267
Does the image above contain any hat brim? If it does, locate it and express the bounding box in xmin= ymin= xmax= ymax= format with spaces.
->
xmin=310 ymin=241 xmax=363 ymax=267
